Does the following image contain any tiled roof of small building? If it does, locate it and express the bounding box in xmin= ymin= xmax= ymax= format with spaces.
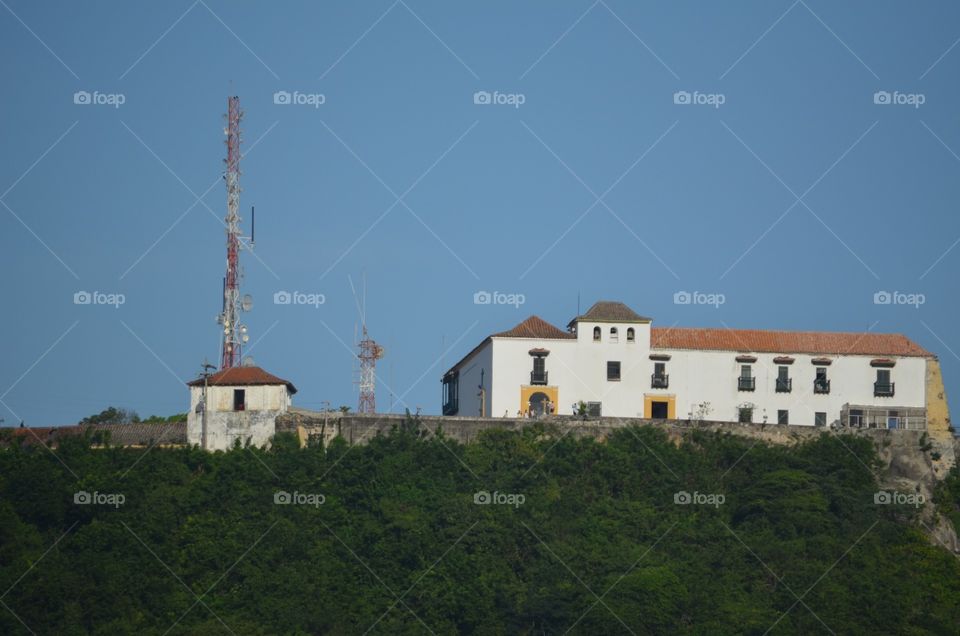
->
xmin=493 ymin=316 xmax=575 ymax=340
xmin=2 ymin=421 xmax=187 ymax=447
xmin=568 ymin=301 xmax=651 ymax=325
xmin=186 ymin=366 xmax=297 ymax=394
xmin=651 ymin=327 xmax=932 ymax=358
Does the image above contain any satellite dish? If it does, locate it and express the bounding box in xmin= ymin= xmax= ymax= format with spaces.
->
xmin=241 ymin=294 xmax=254 ymax=312
xmin=242 ymin=356 xmax=255 ymax=367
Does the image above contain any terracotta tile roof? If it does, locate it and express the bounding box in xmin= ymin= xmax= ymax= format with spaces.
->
xmin=187 ymin=366 xmax=297 ymax=394
xmin=568 ymin=301 xmax=651 ymax=326
xmin=493 ymin=316 xmax=575 ymax=340
xmin=651 ymin=327 xmax=932 ymax=358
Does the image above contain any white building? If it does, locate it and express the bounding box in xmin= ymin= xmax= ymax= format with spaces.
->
xmin=441 ymin=301 xmax=948 ymax=429
xmin=187 ymin=366 xmax=296 ymax=450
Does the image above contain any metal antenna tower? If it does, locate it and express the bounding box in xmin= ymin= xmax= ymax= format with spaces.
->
xmin=351 ymin=275 xmax=383 ymax=414
xmin=218 ymin=96 xmax=255 ymax=369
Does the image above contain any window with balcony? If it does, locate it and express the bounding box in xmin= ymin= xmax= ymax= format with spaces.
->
xmin=738 ymin=365 xmax=755 ymax=391
xmin=874 ymin=369 xmax=894 ymax=397
xmin=651 ymin=362 xmax=669 ymax=388
xmin=775 ymin=366 xmax=792 ymax=393
xmin=814 ymin=367 xmax=830 ymax=394
xmin=530 ymin=356 xmax=548 ymax=386
xmin=607 ymin=361 xmax=621 ymax=381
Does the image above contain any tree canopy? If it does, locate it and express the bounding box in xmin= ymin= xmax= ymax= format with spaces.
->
xmin=0 ymin=421 xmax=957 ymax=634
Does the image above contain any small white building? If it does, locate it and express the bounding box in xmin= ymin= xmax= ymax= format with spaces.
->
xmin=186 ymin=366 xmax=296 ymax=450
xmin=442 ymin=301 xmax=947 ymax=429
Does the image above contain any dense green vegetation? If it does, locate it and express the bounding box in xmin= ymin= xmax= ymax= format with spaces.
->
xmin=1 ymin=421 xmax=958 ymax=635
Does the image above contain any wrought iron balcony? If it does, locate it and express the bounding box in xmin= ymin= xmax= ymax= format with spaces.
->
xmin=651 ymin=373 xmax=669 ymax=389
xmin=530 ymin=370 xmax=548 ymax=386
xmin=738 ymin=376 xmax=755 ymax=391
xmin=874 ymin=381 xmax=895 ymax=397
xmin=814 ymin=379 xmax=831 ymax=394
xmin=775 ymin=378 xmax=792 ymax=393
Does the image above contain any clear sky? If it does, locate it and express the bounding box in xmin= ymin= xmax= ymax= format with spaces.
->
xmin=2 ymin=1 xmax=959 ymax=425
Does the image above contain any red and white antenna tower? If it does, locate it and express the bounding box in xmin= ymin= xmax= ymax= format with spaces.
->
xmin=218 ymin=95 xmax=255 ymax=369
xmin=351 ymin=276 xmax=384 ymax=414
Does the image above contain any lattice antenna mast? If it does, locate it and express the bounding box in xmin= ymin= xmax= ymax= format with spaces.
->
xmin=352 ymin=276 xmax=383 ymax=414
xmin=218 ymin=96 xmax=254 ymax=369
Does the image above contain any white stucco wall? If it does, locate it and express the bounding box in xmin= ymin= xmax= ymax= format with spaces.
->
xmin=452 ymin=343 xmax=494 ymax=417
xmin=187 ymin=383 xmax=292 ymax=450
xmin=653 ymin=350 xmax=927 ymax=426
xmin=450 ymin=319 xmax=930 ymax=426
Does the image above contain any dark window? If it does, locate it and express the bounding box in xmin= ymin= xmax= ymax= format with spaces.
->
xmin=738 ymin=365 xmax=755 ymax=391
xmin=815 ymin=412 xmax=827 ymax=427
xmin=849 ymin=409 xmax=863 ymax=427
xmin=651 ymin=362 xmax=669 ymax=388
xmin=607 ymin=361 xmax=621 ymax=381
xmin=233 ymin=389 xmax=245 ymax=411
xmin=775 ymin=366 xmax=792 ymax=392
xmin=875 ymin=369 xmax=894 ymax=396
xmin=586 ymin=402 xmax=602 ymax=417
xmin=530 ymin=357 xmax=547 ymax=385
xmin=887 ymin=410 xmax=900 ymax=429
xmin=593 ymin=326 xmax=601 ymax=342
xmin=626 ymin=327 xmax=635 ymax=342
xmin=442 ymin=372 xmax=459 ymax=415
xmin=738 ymin=407 xmax=753 ymax=423
xmin=777 ymin=409 xmax=789 ymax=425
xmin=814 ymin=367 xmax=830 ymax=394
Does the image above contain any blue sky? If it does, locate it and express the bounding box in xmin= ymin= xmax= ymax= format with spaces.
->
xmin=2 ymin=1 xmax=959 ymax=424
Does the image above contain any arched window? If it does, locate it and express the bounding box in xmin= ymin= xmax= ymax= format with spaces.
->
xmin=592 ymin=326 xmax=601 ymax=342
xmin=627 ymin=327 xmax=635 ymax=342
xmin=610 ymin=327 xmax=619 ymax=343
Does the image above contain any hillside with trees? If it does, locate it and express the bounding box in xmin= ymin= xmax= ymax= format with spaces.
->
xmin=0 ymin=421 xmax=958 ymax=634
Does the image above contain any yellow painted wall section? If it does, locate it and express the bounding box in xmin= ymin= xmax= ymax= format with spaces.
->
xmin=925 ymin=358 xmax=951 ymax=434
xmin=519 ymin=385 xmax=559 ymax=414
xmin=644 ymin=395 xmax=676 ymax=419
